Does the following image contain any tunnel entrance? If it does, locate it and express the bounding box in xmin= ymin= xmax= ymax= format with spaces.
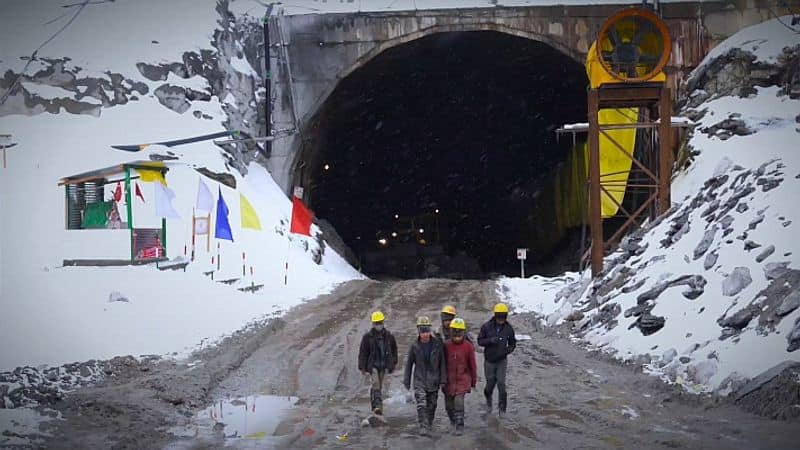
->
xmin=302 ymin=31 xmax=590 ymax=279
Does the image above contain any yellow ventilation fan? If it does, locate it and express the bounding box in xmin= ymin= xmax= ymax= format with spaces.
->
xmin=595 ymin=7 xmax=671 ymax=83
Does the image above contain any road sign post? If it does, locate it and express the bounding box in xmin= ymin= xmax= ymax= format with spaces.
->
xmin=517 ymin=248 xmax=527 ymax=278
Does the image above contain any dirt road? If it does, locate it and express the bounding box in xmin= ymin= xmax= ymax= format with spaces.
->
xmin=43 ymin=279 xmax=796 ymax=449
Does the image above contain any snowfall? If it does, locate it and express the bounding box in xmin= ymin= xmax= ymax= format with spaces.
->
xmin=500 ymin=16 xmax=800 ymax=394
xmin=0 ymin=0 xmax=798 ymax=443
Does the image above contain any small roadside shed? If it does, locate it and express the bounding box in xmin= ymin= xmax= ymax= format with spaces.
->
xmin=58 ymin=161 xmax=170 ymax=266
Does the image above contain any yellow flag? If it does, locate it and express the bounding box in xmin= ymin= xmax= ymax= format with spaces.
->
xmin=240 ymin=193 xmax=262 ymax=230
xmin=135 ymin=169 xmax=167 ymax=186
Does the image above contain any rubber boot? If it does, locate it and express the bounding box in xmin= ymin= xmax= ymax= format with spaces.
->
xmin=498 ymin=391 xmax=507 ymax=416
xmin=454 ymin=411 xmax=465 ymax=436
xmin=370 ymin=389 xmax=383 ymax=415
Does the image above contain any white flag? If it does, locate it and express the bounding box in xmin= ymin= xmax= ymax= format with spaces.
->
xmin=154 ymin=182 xmax=180 ymax=219
xmin=196 ymin=178 xmax=214 ymax=213
xmin=194 ymin=216 xmax=209 ymax=235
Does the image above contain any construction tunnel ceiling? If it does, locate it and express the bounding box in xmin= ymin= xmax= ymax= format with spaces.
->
xmin=302 ymin=31 xmax=590 ymax=278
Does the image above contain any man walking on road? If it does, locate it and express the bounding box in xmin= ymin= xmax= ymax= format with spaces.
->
xmin=436 ymin=305 xmax=472 ymax=343
xmin=403 ymin=316 xmax=447 ymax=435
xmin=358 ymin=311 xmax=398 ymax=415
xmin=477 ymin=303 xmax=517 ymax=417
xmin=443 ymin=318 xmax=477 ymax=435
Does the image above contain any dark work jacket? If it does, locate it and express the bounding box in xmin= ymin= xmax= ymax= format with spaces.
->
xmin=358 ymin=328 xmax=398 ymax=373
xmin=403 ymin=336 xmax=447 ymax=392
xmin=477 ymin=318 xmax=517 ymax=363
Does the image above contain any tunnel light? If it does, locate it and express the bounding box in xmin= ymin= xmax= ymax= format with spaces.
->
xmin=378 ymin=238 xmax=388 ymax=246
xmin=419 ymin=228 xmax=424 ymax=234
xmin=394 ymin=214 xmax=399 ymax=219
xmin=324 ymin=164 xmax=330 ymax=171
xmin=391 ymin=232 xmax=398 ymax=238
xmin=435 ymin=209 xmax=439 ymax=214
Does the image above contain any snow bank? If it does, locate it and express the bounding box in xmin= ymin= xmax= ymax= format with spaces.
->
xmin=499 ymin=16 xmax=800 ymax=393
xmin=0 ymin=3 xmax=362 ymax=372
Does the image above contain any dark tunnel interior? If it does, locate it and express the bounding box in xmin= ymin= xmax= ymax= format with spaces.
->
xmin=303 ymin=31 xmax=590 ymax=279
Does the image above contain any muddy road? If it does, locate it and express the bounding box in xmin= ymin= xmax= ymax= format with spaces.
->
xmin=44 ymin=279 xmax=796 ymax=449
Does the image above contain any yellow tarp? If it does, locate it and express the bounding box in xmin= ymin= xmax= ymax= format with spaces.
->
xmin=595 ymin=108 xmax=638 ymax=218
xmin=585 ymin=41 xmax=641 ymax=218
xmin=135 ymin=168 xmax=167 ymax=186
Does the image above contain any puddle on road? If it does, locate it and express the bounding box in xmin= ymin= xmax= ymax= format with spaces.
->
xmin=200 ymin=395 xmax=297 ymax=442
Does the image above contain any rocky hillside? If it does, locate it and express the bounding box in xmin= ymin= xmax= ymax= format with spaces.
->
xmin=500 ymin=15 xmax=800 ymax=419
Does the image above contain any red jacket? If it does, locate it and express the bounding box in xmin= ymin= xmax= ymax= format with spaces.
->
xmin=444 ymin=339 xmax=477 ymax=396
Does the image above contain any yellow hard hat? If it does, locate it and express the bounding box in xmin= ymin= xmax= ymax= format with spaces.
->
xmin=493 ymin=303 xmax=509 ymax=314
xmin=371 ymin=311 xmax=385 ymax=323
xmin=416 ymin=316 xmax=432 ymax=327
xmin=441 ymin=305 xmax=456 ymax=315
xmin=449 ymin=317 xmax=466 ymax=330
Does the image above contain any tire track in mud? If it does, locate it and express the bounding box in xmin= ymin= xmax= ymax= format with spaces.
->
xmin=88 ymin=277 xmax=800 ymax=450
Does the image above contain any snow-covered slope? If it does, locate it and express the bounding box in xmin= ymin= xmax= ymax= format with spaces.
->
xmin=0 ymin=1 xmax=361 ymax=372
xmin=499 ymin=15 xmax=800 ymax=394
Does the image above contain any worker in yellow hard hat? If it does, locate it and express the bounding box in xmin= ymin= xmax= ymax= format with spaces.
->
xmin=358 ymin=310 xmax=398 ymax=415
xmin=436 ymin=304 xmax=473 ymax=343
xmin=477 ymin=303 xmax=517 ymax=417
xmin=443 ymin=317 xmax=477 ymax=435
xmin=403 ymin=316 xmax=446 ymax=435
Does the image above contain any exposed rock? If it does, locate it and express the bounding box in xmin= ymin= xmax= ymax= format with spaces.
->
xmin=736 ymin=202 xmax=749 ymax=213
xmin=788 ymin=317 xmax=800 ymax=352
xmin=108 ymin=291 xmax=129 ymax=303
xmin=757 ymin=177 xmax=783 ymax=192
xmin=755 ymin=245 xmax=775 ymax=263
xmin=624 ymin=302 xmax=653 ymax=318
xmin=704 ymin=250 xmax=719 ymax=270
xmin=679 ymin=356 xmax=691 ymax=364
xmin=154 ymin=84 xmax=192 ymax=114
xmin=592 ymin=302 xmax=621 ymax=329
xmin=621 ymin=278 xmax=647 ymax=294
xmin=776 ymin=291 xmax=800 ymax=316
xmin=735 ymin=361 xmax=800 ymax=420
xmin=195 ymin=168 xmax=236 ymax=189
xmin=764 ymin=262 xmax=790 ymax=280
xmin=637 ymin=314 xmax=665 ymax=336
xmin=701 ymin=114 xmax=753 ymax=138
xmin=743 ymin=240 xmax=761 ymax=251
xmin=636 ymin=275 xmax=707 ymax=303
xmin=722 ymin=267 xmax=752 ymax=296
xmin=596 ymin=266 xmax=633 ymax=298
xmin=719 ymin=306 xmax=756 ymax=329
xmin=565 ymin=310 xmax=584 ymax=322
xmin=693 ymin=226 xmax=718 ymax=260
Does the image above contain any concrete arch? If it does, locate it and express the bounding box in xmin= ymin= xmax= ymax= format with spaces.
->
xmin=312 ymin=23 xmax=582 ymax=126
xmin=290 ymin=23 xmax=586 ymax=192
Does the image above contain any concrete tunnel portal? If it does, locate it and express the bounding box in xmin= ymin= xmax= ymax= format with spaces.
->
xmin=298 ymin=30 xmax=593 ymax=279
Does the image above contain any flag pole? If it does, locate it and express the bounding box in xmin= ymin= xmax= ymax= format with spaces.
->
xmin=191 ymin=208 xmax=197 ymax=262
xmin=207 ymin=213 xmax=211 ymax=252
xmin=284 ymin=238 xmax=291 ymax=285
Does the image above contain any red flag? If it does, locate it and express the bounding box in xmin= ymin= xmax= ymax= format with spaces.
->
xmin=135 ymin=182 xmax=145 ymax=202
xmin=113 ymin=182 xmax=122 ymax=202
xmin=290 ymin=196 xmax=313 ymax=236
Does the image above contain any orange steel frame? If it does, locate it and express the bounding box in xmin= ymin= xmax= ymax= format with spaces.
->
xmin=586 ymin=83 xmax=673 ymax=276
